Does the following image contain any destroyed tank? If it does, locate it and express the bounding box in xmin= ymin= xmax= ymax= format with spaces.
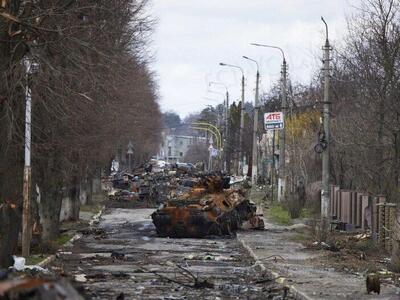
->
xmin=151 ymin=175 xmax=263 ymax=238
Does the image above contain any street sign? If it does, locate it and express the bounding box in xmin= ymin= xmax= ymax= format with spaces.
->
xmin=210 ymin=148 xmax=219 ymax=157
xmin=264 ymin=112 xmax=284 ymax=130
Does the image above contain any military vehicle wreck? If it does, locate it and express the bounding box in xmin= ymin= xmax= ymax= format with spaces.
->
xmin=151 ymin=175 xmax=264 ymax=238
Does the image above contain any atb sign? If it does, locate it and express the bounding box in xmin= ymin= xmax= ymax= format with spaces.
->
xmin=264 ymin=112 xmax=284 ymax=130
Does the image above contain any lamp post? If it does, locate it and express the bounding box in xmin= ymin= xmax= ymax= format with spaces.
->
xmin=251 ymin=43 xmax=287 ymax=202
xmin=127 ymin=141 xmax=134 ymax=172
xmin=243 ymin=56 xmax=260 ymax=185
xmin=22 ymin=56 xmax=33 ymax=257
xmin=208 ymin=136 xmax=214 ymax=172
xmin=320 ymin=17 xmax=331 ymax=238
xmin=219 ymin=63 xmax=245 ymax=176
xmin=209 ymin=82 xmax=230 ymax=173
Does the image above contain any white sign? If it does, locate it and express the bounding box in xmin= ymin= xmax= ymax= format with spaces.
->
xmin=264 ymin=112 xmax=284 ymax=130
xmin=209 ymin=147 xmax=219 ymax=157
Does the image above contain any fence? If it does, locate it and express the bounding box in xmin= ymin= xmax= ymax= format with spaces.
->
xmin=330 ymin=185 xmax=396 ymax=252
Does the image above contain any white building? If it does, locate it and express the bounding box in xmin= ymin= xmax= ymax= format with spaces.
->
xmin=158 ymin=130 xmax=206 ymax=163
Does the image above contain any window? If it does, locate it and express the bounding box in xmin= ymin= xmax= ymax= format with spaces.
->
xmin=180 ymin=152 xmax=183 ymax=157
xmin=168 ymin=147 xmax=171 ymax=156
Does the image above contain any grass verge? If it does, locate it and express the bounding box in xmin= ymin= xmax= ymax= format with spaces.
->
xmin=55 ymin=233 xmax=72 ymax=246
xmin=26 ymin=254 xmax=49 ymax=265
xmin=268 ymin=204 xmax=293 ymax=226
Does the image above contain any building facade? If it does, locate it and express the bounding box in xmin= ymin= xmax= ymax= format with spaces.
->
xmin=158 ymin=130 xmax=206 ymax=163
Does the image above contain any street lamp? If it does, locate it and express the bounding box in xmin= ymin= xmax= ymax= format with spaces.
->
xmin=21 ymin=56 xmax=39 ymax=257
xmin=242 ymin=56 xmax=260 ymax=185
xmin=251 ymin=43 xmax=287 ymax=202
xmin=22 ymin=56 xmax=33 ymax=257
xmin=219 ymin=62 xmax=245 ymax=176
xmin=127 ymin=141 xmax=134 ymax=172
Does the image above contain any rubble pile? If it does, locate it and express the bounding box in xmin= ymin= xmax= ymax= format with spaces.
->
xmin=107 ymin=160 xmax=264 ymax=237
xmin=107 ymin=161 xmax=199 ymax=207
xmin=152 ymin=174 xmax=264 ymax=238
xmin=0 ymin=277 xmax=83 ymax=299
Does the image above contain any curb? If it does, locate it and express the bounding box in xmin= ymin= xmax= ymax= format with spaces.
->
xmin=238 ymin=237 xmax=312 ymax=300
xmin=38 ymin=206 xmax=105 ymax=268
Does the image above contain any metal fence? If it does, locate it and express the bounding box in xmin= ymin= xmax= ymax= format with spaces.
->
xmin=330 ymin=185 xmax=396 ymax=252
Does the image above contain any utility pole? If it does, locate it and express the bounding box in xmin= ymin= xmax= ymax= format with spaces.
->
xmin=239 ymin=74 xmax=245 ymax=176
xmin=218 ymin=63 xmax=245 ymax=176
xmin=22 ymin=57 xmax=32 ymax=257
xmin=127 ymin=141 xmax=134 ymax=172
xmin=225 ymin=90 xmax=230 ymax=173
xmin=243 ymin=56 xmax=260 ymax=185
xmin=221 ymin=97 xmax=227 ymax=172
xmin=321 ymin=17 xmax=331 ymax=237
xmin=252 ymin=70 xmax=260 ymax=185
xmin=271 ymin=130 xmax=276 ymax=202
xmin=208 ymin=137 xmax=213 ymax=172
xmin=250 ymin=43 xmax=288 ymax=201
xmin=209 ymin=81 xmax=229 ymax=173
xmin=278 ymin=59 xmax=287 ymax=202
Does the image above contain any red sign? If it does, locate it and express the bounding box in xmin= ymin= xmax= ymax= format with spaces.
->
xmin=264 ymin=112 xmax=284 ymax=130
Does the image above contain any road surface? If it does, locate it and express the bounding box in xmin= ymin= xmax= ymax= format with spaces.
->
xmin=53 ymin=208 xmax=292 ymax=299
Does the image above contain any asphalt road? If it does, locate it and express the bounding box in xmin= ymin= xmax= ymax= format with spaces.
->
xmin=53 ymin=208 xmax=292 ymax=300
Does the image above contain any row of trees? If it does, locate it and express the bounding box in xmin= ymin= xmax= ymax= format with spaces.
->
xmin=0 ymin=0 xmax=161 ymax=266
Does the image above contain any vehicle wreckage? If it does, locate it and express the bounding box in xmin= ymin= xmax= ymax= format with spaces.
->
xmin=151 ymin=175 xmax=264 ymax=238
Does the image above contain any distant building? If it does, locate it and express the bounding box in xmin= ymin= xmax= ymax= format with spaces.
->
xmin=158 ymin=130 xmax=206 ymax=163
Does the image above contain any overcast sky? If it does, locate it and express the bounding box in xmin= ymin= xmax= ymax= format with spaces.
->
xmin=149 ymin=1 xmax=358 ymax=117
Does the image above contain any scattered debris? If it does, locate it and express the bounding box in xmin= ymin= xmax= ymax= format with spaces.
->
xmin=11 ymin=256 xmax=50 ymax=274
xmin=0 ymin=270 xmax=8 ymax=281
xmin=312 ymin=241 xmax=339 ymax=252
xmin=366 ymin=273 xmax=380 ymax=294
xmin=116 ymin=292 xmax=125 ymax=300
xmin=0 ymin=277 xmax=83 ymax=299
xmin=111 ymin=251 xmax=125 ymax=260
xmin=12 ymin=256 xmax=26 ymax=271
xmin=142 ymin=263 xmax=215 ymax=290
xmin=74 ymin=274 xmax=87 ymax=283
xmin=184 ymin=253 xmax=236 ymax=261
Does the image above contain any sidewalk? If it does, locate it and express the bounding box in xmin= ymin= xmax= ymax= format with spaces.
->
xmin=238 ymin=220 xmax=400 ymax=300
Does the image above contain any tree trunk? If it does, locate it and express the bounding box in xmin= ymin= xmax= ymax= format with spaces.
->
xmin=0 ymin=204 xmax=21 ymax=268
xmin=69 ymin=177 xmax=80 ymax=221
xmin=391 ymin=207 xmax=400 ymax=272
xmin=40 ymin=187 xmax=63 ymax=241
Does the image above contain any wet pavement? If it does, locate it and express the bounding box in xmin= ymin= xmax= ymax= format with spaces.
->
xmin=53 ymin=208 xmax=293 ymax=299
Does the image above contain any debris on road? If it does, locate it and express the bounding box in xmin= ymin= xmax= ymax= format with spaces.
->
xmin=0 ymin=277 xmax=83 ymax=299
xmin=366 ymin=273 xmax=381 ymax=294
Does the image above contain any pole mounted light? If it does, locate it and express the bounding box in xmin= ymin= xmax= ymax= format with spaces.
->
xmin=251 ymin=43 xmax=288 ymax=202
xmin=251 ymin=43 xmax=286 ymax=62
xmin=243 ymin=56 xmax=260 ymax=72
xmin=321 ymin=17 xmax=329 ymax=43
xmin=209 ymin=81 xmax=228 ymax=93
xmin=219 ymin=62 xmax=245 ymax=176
xmin=320 ymin=16 xmax=331 ymax=236
xmin=210 ymin=81 xmax=230 ymax=173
